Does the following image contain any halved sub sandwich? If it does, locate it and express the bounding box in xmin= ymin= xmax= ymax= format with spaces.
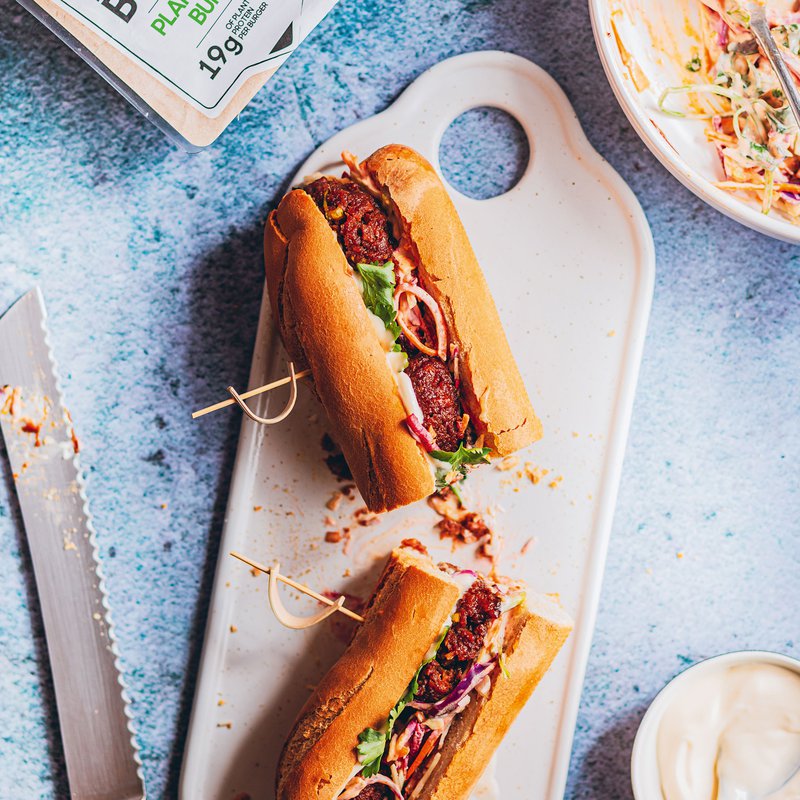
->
xmin=264 ymin=145 xmax=542 ymax=513
xmin=277 ymin=543 xmax=573 ymax=800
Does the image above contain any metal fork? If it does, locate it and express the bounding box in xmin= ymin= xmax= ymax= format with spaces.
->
xmin=748 ymin=3 xmax=800 ymax=127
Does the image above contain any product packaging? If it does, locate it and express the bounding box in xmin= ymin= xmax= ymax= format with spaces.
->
xmin=18 ymin=0 xmax=338 ymax=149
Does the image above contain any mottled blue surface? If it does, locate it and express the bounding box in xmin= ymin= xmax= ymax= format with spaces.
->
xmin=1 ymin=0 xmax=799 ymax=798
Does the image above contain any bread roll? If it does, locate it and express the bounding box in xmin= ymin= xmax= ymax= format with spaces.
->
xmin=276 ymin=547 xmax=573 ymax=800
xmin=264 ymin=145 xmax=542 ymax=511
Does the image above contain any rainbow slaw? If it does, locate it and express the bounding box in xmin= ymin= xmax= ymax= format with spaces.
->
xmin=659 ymin=1 xmax=800 ymax=220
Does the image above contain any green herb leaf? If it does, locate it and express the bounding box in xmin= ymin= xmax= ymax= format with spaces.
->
xmin=499 ymin=653 xmax=510 ymax=679
xmin=450 ymin=480 xmax=465 ymax=506
xmin=430 ymin=444 xmax=491 ymax=488
xmin=685 ymin=56 xmax=701 ymax=72
xmin=357 ymin=727 xmax=386 ymax=777
xmin=355 ymin=261 xmax=401 ymax=340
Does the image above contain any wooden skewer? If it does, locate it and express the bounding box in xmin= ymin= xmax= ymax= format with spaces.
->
xmin=192 ymin=369 xmax=312 ymax=419
xmin=230 ymin=551 xmax=365 ymax=623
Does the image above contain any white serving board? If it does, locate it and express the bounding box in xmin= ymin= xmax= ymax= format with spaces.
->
xmin=180 ymin=51 xmax=655 ymax=800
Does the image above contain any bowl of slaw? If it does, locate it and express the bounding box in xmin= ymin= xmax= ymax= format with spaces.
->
xmin=589 ymin=0 xmax=800 ymax=243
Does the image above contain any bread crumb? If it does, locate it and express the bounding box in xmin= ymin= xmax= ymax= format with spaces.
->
xmin=495 ymin=455 xmax=519 ymax=472
xmin=326 ymin=491 xmax=343 ymax=511
xmin=524 ymin=463 xmax=550 ymax=484
xmin=230 ymin=625 xmax=237 ymax=633
xmin=548 ymin=475 xmax=563 ymax=489
xmin=217 ymin=722 xmax=232 ymax=729
xmin=400 ymin=538 xmax=429 ymax=556
xmin=520 ymin=537 xmax=535 ymax=555
xmin=325 ymin=530 xmax=343 ymax=543
xmin=250 ymin=567 xmax=260 ymax=577
xmin=676 ymin=551 xmax=685 ymax=560
xmin=253 ymin=505 xmax=263 ymax=511
xmin=342 ymin=568 xmax=351 ymax=578
xmin=354 ymin=507 xmax=379 ymax=527
xmin=160 ymin=503 xmax=168 ymax=509
xmin=217 ymin=699 xmax=225 ymax=706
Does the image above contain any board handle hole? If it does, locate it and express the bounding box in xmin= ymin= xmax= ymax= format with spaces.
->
xmin=438 ymin=107 xmax=530 ymax=200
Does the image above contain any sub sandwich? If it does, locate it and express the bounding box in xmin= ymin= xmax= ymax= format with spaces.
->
xmin=264 ymin=145 xmax=542 ymax=512
xmin=277 ymin=543 xmax=573 ymax=800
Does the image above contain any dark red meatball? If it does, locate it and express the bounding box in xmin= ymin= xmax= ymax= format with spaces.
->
xmin=405 ymin=353 xmax=462 ymax=452
xmin=458 ymin=581 xmax=502 ymax=628
xmin=354 ymin=784 xmax=392 ymax=800
xmin=305 ymin=177 xmax=394 ymax=265
xmin=440 ymin=625 xmax=484 ymax=664
xmin=416 ymin=660 xmax=459 ymax=703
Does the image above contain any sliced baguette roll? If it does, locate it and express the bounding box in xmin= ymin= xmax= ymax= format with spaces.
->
xmin=264 ymin=144 xmax=541 ymax=512
xmin=361 ymin=145 xmax=543 ymax=456
xmin=276 ymin=547 xmax=573 ymax=800
xmin=276 ymin=547 xmax=461 ymax=800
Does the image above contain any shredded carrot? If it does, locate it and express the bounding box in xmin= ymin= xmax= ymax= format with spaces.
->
xmin=405 ymin=731 xmax=440 ymax=781
xmin=714 ymin=181 xmax=800 ymax=193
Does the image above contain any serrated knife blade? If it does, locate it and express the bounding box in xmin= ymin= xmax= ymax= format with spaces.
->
xmin=0 ymin=288 xmax=144 ymax=800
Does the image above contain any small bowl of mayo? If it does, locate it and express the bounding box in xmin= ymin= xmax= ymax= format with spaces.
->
xmin=631 ymin=650 xmax=800 ymax=800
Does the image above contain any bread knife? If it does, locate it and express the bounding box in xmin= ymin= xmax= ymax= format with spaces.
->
xmin=0 ymin=288 xmax=144 ymax=800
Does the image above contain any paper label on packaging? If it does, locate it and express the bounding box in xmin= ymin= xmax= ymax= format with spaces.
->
xmin=46 ymin=0 xmax=320 ymax=116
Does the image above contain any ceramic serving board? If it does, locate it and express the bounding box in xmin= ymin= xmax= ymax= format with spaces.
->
xmin=180 ymin=51 xmax=655 ymax=800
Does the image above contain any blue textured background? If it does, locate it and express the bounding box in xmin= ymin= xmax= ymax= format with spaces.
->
xmin=1 ymin=0 xmax=799 ymax=797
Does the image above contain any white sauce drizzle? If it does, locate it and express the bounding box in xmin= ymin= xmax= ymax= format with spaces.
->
xmin=355 ymin=290 xmax=437 ymax=478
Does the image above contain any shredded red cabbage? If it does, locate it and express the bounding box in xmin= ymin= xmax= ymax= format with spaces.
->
xmin=393 ymin=717 xmax=426 ymax=773
xmin=406 ymin=413 xmax=435 ymax=451
xmin=409 ymin=658 xmax=497 ymax=717
xmin=707 ymin=7 xmax=729 ymax=48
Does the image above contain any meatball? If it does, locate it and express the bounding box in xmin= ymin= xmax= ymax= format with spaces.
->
xmin=416 ymin=660 xmax=459 ymax=703
xmin=457 ymin=581 xmax=502 ymax=628
xmin=354 ymin=784 xmax=392 ymax=800
xmin=305 ymin=177 xmax=394 ymax=265
xmin=439 ymin=625 xmax=484 ymax=664
xmin=405 ymin=353 xmax=462 ymax=452
xmin=433 ymin=581 xmax=500 ymax=668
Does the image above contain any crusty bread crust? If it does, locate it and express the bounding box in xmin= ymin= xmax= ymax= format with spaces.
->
xmin=361 ymin=145 xmax=543 ymax=456
xmin=276 ymin=548 xmax=461 ymax=800
xmin=264 ymin=190 xmax=435 ymax=512
xmin=419 ymin=594 xmax=573 ymax=800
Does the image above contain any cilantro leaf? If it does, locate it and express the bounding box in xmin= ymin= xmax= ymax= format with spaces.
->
xmin=357 ymin=727 xmax=386 ymax=777
xmin=430 ymin=444 xmax=491 ymax=488
xmin=355 ymin=262 xmax=401 ymax=340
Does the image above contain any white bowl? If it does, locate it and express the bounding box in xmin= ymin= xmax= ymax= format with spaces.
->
xmin=630 ymin=650 xmax=800 ymax=799
xmin=589 ymin=0 xmax=800 ymax=243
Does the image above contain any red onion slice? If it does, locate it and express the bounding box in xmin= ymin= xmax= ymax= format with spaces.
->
xmin=394 ymin=283 xmax=448 ymax=360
